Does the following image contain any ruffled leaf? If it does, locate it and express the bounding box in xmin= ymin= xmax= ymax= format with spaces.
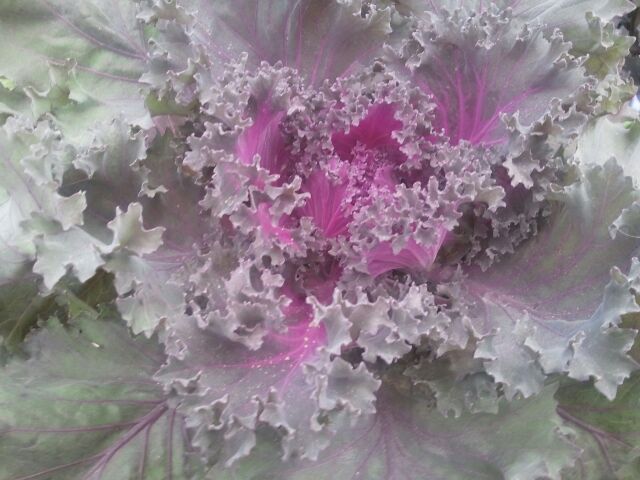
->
xmin=576 ymin=110 xmax=640 ymax=185
xmin=394 ymin=7 xmax=588 ymax=147
xmin=158 ymin=311 xmax=380 ymax=465
xmin=467 ymin=160 xmax=640 ymax=400
xmin=213 ymin=382 xmax=578 ymax=480
xmin=0 ymin=116 xmax=91 ymax=290
xmin=383 ymin=0 xmax=635 ymax=36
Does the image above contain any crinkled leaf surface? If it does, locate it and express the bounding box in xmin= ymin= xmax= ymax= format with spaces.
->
xmin=0 ymin=1 xmax=638 ymax=479
xmin=0 ymin=306 xmax=195 ymax=480
xmin=385 ymin=0 xmax=635 ymax=91
xmin=467 ymin=160 xmax=640 ymax=400
xmin=0 ymin=116 xmax=81 ymax=284
xmin=386 ymin=0 xmax=635 ymax=29
xmin=58 ymin=123 xmax=200 ymax=336
xmin=399 ymin=7 xmax=588 ymax=147
xmin=212 ymin=382 xmax=577 ymax=480
xmin=158 ymin=314 xmax=380 ymax=465
xmin=576 ymin=112 xmax=640 ymax=186
xmin=99 ymin=133 xmax=203 ymax=336
xmin=554 ymin=312 xmax=640 ymax=479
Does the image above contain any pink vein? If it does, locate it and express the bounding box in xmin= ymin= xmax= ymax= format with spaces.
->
xmin=166 ymin=408 xmax=177 ymax=480
xmin=5 ymin=404 xmax=169 ymax=480
xmin=46 ymin=58 xmax=145 ymax=84
xmin=7 ymin=454 xmax=103 ymax=480
xmin=137 ymin=422 xmax=152 ymax=479
xmin=41 ymin=0 xmax=146 ymax=61
xmin=80 ymin=403 xmax=169 ymax=480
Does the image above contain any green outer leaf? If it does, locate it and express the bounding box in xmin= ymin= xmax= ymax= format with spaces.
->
xmin=0 ymin=0 xmax=152 ymax=140
xmin=556 ymin=314 xmax=640 ymax=479
xmin=557 ymin=375 xmax=640 ymax=479
xmin=0 ymin=277 xmax=54 ymax=354
xmin=0 ymin=269 xmax=116 ymax=356
xmin=0 ymin=80 xmax=34 ymax=125
xmin=576 ymin=114 xmax=640 ymax=187
xmin=0 ymin=307 xmax=196 ymax=479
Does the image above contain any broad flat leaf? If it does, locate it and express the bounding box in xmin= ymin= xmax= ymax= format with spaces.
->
xmin=0 ymin=306 xmax=196 ymax=480
xmin=212 ymin=382 xmax=578 ymax=480
xmin=557 ymin=375 xmax=640 ymax=479
xmin=0 ymin=0 xmax=152 ymax=139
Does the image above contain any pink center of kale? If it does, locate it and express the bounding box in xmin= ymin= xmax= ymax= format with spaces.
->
xmin=299 ymin=103 xmax=407 ymax=238
xmin=235 ymin=97 xmax=448 ymax=336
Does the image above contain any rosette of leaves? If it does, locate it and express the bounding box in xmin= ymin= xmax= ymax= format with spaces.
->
xmin=2 ymin=1 xmax=640 ymax=479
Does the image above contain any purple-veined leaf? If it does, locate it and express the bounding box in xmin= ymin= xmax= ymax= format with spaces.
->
xmin=158 ymin=311 xmax=380 ymax=466
xmin=0 ymin=303 xmax=198 ymax=480
xmin=0 ymin=0 xmax=153 ymax=140
xmin=556 ymin=373 xmax=640 ymax=479
xmin=393 ymin=6 xmax=588 ymax=147
xmin=184 ymin=0 xmax=391 ymax=88
xmin=211 ymin=381 xmax=578 ymax=480
xmin=467 ymin=159 xmax=640 ymax=400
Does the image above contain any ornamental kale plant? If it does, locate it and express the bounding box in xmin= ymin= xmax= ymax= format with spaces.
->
xmin=3 ymin=0 xmax=640 ymax=478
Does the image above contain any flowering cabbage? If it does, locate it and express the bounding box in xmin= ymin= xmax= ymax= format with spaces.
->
xmin=1 ymin=1 xmax=640 ymax=479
